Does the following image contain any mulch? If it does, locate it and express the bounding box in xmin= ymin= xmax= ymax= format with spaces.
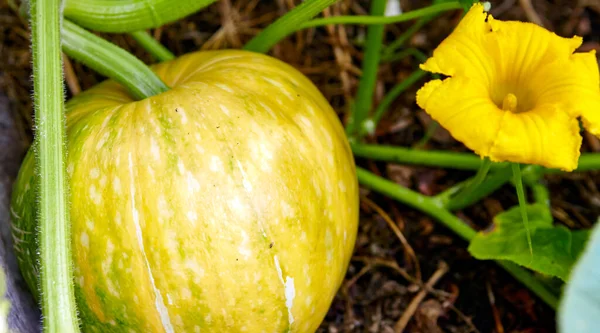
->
xmin=2 ymin=0 xmax=600 ymax=332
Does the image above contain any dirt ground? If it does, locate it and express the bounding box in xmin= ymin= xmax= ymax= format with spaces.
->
xmin=2 ymin=0 xmax=600 ymax=332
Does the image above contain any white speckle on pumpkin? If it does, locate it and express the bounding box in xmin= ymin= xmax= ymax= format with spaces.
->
xmin=284 ymin=277 xmax=296 ymax=325
xmin=219 ymin=104 xmax=230 ymax=116
xmin=99 ymin=175 xmax=107 ymax=187
xmin=238 ymin=230 xmax=252 ymax=259
xmin=113 ymin=176 xmax=121 ymax=194
xmin=181 ymin=287 xmax=192 ymax=299
xmin=209 ymin=155 xmax=223 ymax=172
xmin=205 ymin=314 xmax=212 ymax=324
xmin=325 ymin=230 xmax=333 ymax=246
xmin=259 ymin=102 xmax=276 ymax=118
xmin=281 ymin=201 xmax=294 ymax=218
xmin=194 ymin=326 xmax=200 ymax=333
xmin=184 ymin=259 xmax=205 ymax=284
xmin=215 ymin=83 xmax=234 ymax=93
xmin=338 ymin=181 xmax=347 ymax=193
xmin=67 ymin=163 xmax=74 ymax=176
xmin=115 ymin=212 xmax=122 ymax=226
xmin=305 ymin=295 xmax=313 ymax=305
xmin=80 ymin=232 xmax=89 ymax=248
xmin=230 ymin=196 xmax=245 ymax=213
xmin=177 ymin=160 xmax=186 ymax=175
xmin=109 ymin=320 xmax=116 ymax=326
xmin=296 ymin=115 xmax=313 ymax=131
xmin=186 ymin=211 xmax=198 ymax=223
xmin=326 ymin=250 xmax=333 ymax=263
xmin=344 ymin=230 xmax=347 ymax=242
xmin=96 ymin=132 xmax=109 ymax=150
xmin=187 ymin=172 xmax=201 ymax=193
xmin=89 ymin=168 xmax=100 ymax=179
xmin=128 ymin=153 xmax=175 ymax=333
xmin=167 ymin=294 xmax=173 ymax=305
xmin=158 ymin=195 xmax=174 ymax=218
xmin=133 ymin=295 xmax=139 ymax=304
xmin=89 ymin=184 xmax=101 ymax=205
xmin=274 ymin=255 xmax=296 ymax=326
xmin=195 ymin=144 xmax=205 ymax=154
xmin=300 ymin=232 xmax=307 ymax=242
xmin=86 ymin=220 xmax=94 ymax=230
xmin=326 ymin=154 xmax=334 ymax=167
xmin=178 ymin=108 xmax=188 ymax=124
xmin=151 ymin=138 xmax=160 ymax=161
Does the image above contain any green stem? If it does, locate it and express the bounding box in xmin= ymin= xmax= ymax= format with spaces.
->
xmin=62 ymin=20 xmax=169 ymax=100
xmin=352 ymin=144 xmax=600 ymax=173
xmin=356 ymin=167 xmax=559 ymax=309
xmin=530 ymin=181 xmax=550 ymax=208
xmin=356 ymin=167 xmax=475 ymax=240
xmin=299 ymin=2 xmax=462 ymax=29
xmin=351 ymin=143 xmax=507 ymax=171
xmin=63 ymin=0 xmax=217 ymax=33
xmin=130 ymin=31 xmax=175 ymax=62
xmin=243 ymin=0 xmax=340 ymax=53
xmin=447 ymin=158 xmax=492 ymax=205
xmin=382 ymin=16 xmax=434 ymax=60
xmin=413 ymin=121 xmax=439 ymax=149
xmin=513 ymin=164 xmax=533 ymax=256
xmin=346 ymin=0 xmax=387 ymax=136
xmin=443 ymin=166 xmax=513 ymax=211
xmin=369 ymin=69 xmax=427 ymax=129
xmin=30 ymin=0 xmax=79 ymax=331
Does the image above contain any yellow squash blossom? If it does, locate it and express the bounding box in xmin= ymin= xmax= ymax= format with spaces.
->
xmin=416 ymin=2 xmax=600 ymax=171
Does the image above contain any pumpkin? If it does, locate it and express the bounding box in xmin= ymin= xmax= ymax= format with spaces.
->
xmin=10 ymin=50 xmax=359 ymax=332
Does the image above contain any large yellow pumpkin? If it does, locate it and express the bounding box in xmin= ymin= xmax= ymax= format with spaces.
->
xmin=10 ymin=50 xmax=359 ymax=332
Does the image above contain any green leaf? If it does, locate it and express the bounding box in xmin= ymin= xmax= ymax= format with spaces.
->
xmin=468 ymin=204 xmax=590 ymax=281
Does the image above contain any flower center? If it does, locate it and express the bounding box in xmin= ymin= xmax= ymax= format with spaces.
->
xmin=501 ymin=93 xmax=518 ymax=113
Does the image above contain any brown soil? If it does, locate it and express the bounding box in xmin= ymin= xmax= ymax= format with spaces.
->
xmin=2 ymin=0 xmax=600 ymax=332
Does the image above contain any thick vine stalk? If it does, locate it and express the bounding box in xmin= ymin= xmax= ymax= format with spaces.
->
xmin=63 ymin=0 xmax=217 ymax=32
xmin=29 ymin=0 xmax=80 ymax=331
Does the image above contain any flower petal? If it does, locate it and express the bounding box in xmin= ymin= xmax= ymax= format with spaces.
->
xmin=531 ymin=51 xmax=600 ymax=135
xmin=416 ymin=77 xmax=504 ymax=157
xmin=420 ymin=3 xmax=496 ymax=84
xmin=489 ymin=105 xmax=581 ymax=171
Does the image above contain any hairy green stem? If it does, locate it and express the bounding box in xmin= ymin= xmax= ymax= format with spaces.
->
xmin=299 ymin=2 xmax=462 ymax=29
xmin=351 ymin=143 xmax=507 ymax=171
xmin=346 ymin=0 xmax=387 ymax=136
xmin=63 ymin=0 xmax=217 ymax=32
xmin=29 ymin=0 xmax=79 ymax=331
xmin=130 ymin=31 xmax=175 ymax=62
xmin=62 ymin=20 xmax=169 ymax=100
xmin=352 ymin=143 xmax=600 ymax=173
xmin=244 ymin=0 xmax=339 ymax=53
xmin=356 ymin=167 xmax=559 ymax=309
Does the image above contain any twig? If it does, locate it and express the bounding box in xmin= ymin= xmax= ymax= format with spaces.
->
xmin=487 ymin=281 xmax=505 ymax=333
xmin=394 ymin=261 xmax=449 ymax=333
xmin=519 ymin=0 xmax=544 ymax=27
xmin=361 ymin=195 xmax=422 ymax=281
xmin=62 ymin=53 xmax=81 ymax=95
